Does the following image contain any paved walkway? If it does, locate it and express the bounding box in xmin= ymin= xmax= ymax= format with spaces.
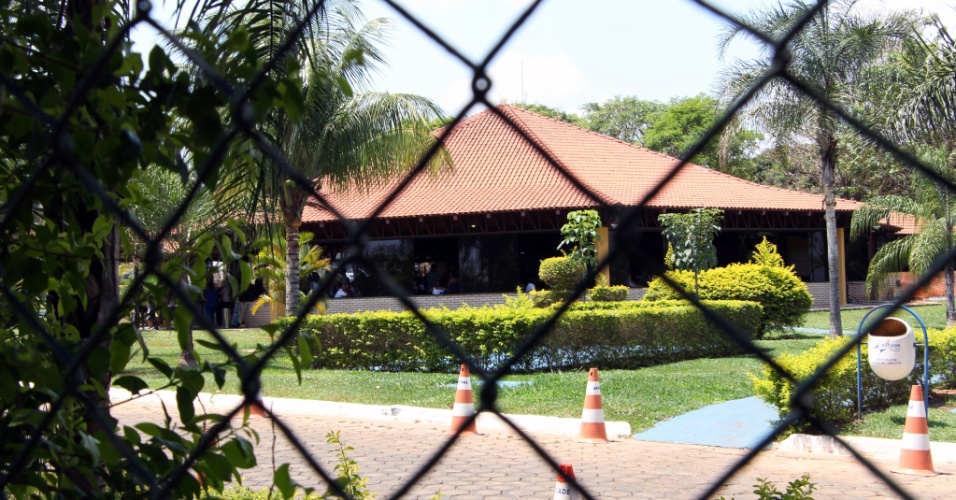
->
xmin=110 ymin=390 xmax=955 ymax=499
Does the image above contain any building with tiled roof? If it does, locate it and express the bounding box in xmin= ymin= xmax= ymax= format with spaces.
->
xmin=302 ymin=104 xmax=869 ymax=301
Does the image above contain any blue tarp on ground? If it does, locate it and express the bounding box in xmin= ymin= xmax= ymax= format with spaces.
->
xmin=633 ymin=396 xmax=779 ymax=449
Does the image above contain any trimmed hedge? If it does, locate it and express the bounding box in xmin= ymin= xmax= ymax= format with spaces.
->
xmin=928 ymin=326 xmax=956 ymax=388
xmin=277 ymin=299 xmax=762 ymax=372
xmin=752 ymin=335 xmax=916 ymax=434
xmin=645 ymin=263 xmax=812 ymax=338
xmin=588 ymin=285 xmax=629 ymax=302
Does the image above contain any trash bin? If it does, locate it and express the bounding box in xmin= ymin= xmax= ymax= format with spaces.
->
xmin=868 ymin=317 xmax=915 ymax=381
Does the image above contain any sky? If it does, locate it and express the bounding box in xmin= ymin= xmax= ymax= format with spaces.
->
xmin=134 ymin=0 xmax=956 ymax=117
xmin=356 ymin=0 xmax=956 ymax=116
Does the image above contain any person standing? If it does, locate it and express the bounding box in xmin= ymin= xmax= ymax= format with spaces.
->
xmin=219 ymin=278 xmax=233 ymax=328
xmin=202 ymin=279 xmax=219 ymax=326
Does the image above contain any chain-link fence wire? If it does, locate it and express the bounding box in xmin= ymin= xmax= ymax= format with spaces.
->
xmin=0 ymin=0 xmax=952 ymax=497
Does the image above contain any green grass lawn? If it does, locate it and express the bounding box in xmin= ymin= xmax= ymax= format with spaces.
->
xmin=799 ymin=303 xmax=948 ymax=332
xmin=124 ymin=330 xmax=816 ymax=433
xmin=121 ymin=318 xmax=956 ymax=442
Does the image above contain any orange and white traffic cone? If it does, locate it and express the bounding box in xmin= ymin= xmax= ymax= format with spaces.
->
xmin=578 ymin=368 xmax=608 ymax=443
xmin=246 ymin=388 xmax=268 ymax=418
xmin=892 ymin=385 xmax=939 ymax=476
xmin=450 ymin=364 xmax=478 ymax=435
xmin=553 ymin=463 xmax=580 ymax=500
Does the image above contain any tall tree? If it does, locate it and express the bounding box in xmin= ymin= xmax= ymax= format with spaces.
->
xmin=643 ymin=94 xmax=762 ymax=173
xmin=581 ymin=95 xmax=664 ymax=145
xmin=717 ymin=0 xmax=913 ymax=337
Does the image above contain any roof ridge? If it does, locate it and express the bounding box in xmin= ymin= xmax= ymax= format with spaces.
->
xmin=498 ymin=104 xmax=617 ymax=205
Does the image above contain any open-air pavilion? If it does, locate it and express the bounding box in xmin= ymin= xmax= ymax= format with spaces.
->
xmin=290 ymin=104 xmax=879 ymax=316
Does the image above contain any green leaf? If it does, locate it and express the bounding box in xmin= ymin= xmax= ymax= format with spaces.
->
xmin=176 ymin=386 xmax=195 ymax=423
xmin=79 ymin=431 xmax=101 ymax=465
xmin=110 ymin=331 xmax=133 ymax=375
xmin=220 ymin=436 xmax=256 ymax=469
xmin=274 ymin=463 xmax=296 ymax=499
xmin=211 ymin=364 xmax=226 ymax=390
xmin=288 ymin=351 xmax=302 ymax=384
xmin=297 ymin=334 xmax=313 ymax=367
xmin=239 ymin=260 xmax=252 ymax=297
xmin=195 ymin=339 xmax=224 ymax=351
xmin=112 ymin=375 xmax=149 ymax=394
xmin=200 ymin=451 xmax=234 ymax=486
xmin=148 ymin=357 xmax=174 ymax=378
xmin=87 ymin=345 xmax=111 ymax=380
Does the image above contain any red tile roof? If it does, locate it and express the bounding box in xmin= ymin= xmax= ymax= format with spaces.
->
xmin=302 ymin=104 xmax=861 ymax=222
xmin=883 ymin=212 xmax=919 ymax=235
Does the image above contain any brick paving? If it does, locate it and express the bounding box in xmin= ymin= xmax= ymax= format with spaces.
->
xmin=111 ymin=394 xmax=954 ymax=499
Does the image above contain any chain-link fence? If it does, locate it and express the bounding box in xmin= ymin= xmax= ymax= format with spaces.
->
xmin=1 ymin=0 xmax=951 ymax=498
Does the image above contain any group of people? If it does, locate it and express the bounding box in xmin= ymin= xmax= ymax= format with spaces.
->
xmin=417 ymin=266 xmax=459 ymax=295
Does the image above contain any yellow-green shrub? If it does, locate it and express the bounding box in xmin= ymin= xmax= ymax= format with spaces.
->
xmin=645 ymin=263 xmax=811 ymax=338
xmin=278 ymin=299 xmax=761 ymax=372
xmin=928 ymin=326 xmax=956 ymax=388
xmin=588 ymin=285 xmax=628 ymax=302
xmin=752 ymin=336 xmax=913 ymax=434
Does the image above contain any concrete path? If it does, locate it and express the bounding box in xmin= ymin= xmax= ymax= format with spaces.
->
xmin=110 ymin=390 xmax=956 ymax=499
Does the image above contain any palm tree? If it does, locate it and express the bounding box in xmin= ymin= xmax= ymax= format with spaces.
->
xmin=193 ymin=0 xmax=448 ymax=316
xmin=851 ymin=147 xmax=956 ymax=326
xmin=273 ymin=53 xmax=446 ymax=316
xmin=717 ymin=0 xmax=913 ymax=337
xmin=251 ymin=230 xmax=330 ymax=319
xmin=852 ymin=16 xmax=956 ymax=327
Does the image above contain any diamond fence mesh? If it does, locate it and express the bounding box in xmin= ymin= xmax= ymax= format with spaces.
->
xmin=0 ymin=0 xmax=951 ymax=498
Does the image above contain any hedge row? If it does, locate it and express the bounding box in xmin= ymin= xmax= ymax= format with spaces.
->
xmin=278 ymin=300 xmax=762 ymax=372
xmin=752 ymin=326 xmax=956 ymax=434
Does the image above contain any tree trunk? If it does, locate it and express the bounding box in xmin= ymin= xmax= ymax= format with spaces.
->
xmin=821 ymin=129 xmax=843 ymax=338
xmin=280 ymin=184 xmax=307 ymax=316
xmin=88 ymin=227 xmax=119 ymax=471
xmin=946 ymin=263 xmax=956 ymax=328
xmin=286 ymin=221 xmax=301 ymax=316
xmin=179 ymin=333 xmax=198 ymax=368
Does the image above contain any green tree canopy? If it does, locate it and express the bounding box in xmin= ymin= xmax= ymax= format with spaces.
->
xmin=581 ymin=96 xmax=664 ymax=145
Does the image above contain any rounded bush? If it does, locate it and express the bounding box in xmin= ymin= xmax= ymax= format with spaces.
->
xmin=538 ymin=256 xmax=585 ymax=292
xmin=644 ymin=263 xmax=812 ymax=338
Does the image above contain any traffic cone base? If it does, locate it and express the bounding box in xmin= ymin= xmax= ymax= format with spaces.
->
xmin=450 ymin=364 xmax=478 ymax=435
xmin=246 ymin=389 xmax=269 ymax=418
xmin=553 ymin=463 xmax=580 ymax=500
xmin=891 ymin=385 xmax=939 ymax=476
xmin=578 ymin=368 xmax=609 ymax=443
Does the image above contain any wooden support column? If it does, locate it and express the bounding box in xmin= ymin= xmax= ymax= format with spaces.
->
xmin=837 ymin=227 xmax=848 ymax=305
xmin=597 ymin=226 xmax=610 ymax=284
